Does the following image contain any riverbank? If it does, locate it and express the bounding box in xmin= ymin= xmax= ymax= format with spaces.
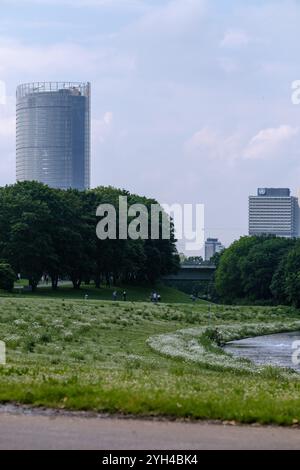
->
xmin=1 ymin=298 xmax=300 ymax=424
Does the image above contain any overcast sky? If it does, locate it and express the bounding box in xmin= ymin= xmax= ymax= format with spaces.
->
xmin=0 ymin=0 xmax=300 ymax=251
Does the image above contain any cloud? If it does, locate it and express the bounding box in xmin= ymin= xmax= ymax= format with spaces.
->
xmin=0 ymin=152 xmax=15 ymax=186
xmin=220 ymin=29 xmax=251 ymax=48
xmin=218 ymin=57 xmax=239 ymax=74
xmin=185 ymin=125 xmax=300 ymax=165
xmin=0 ymin=117 xmax=15 ymax=137
xmin=185 ymin=128 xmax=218 ymax=152
xmin=184 ymin=127 xmax=241 ymax=164
xmin=92 ymin=112 xmax=113 ymax=144
xmin=1 ymin=0 xmax=143 ymax=8
xmin=243 ymin=125 xmax=300 ymax=160
xmin=132 ymin=0 xmax=206 ymax=36
xmin=1 ymin=0 xmax=300 ymax=249
xmin=0 ymin=95 xmax=16 ymax=137
xmin=0 ymin=95 xmax=16 ymax=185
xmin=0 ymin=38 xmax=136 ymax=80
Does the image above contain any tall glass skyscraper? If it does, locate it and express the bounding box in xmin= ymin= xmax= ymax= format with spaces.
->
xmin=16 ymin=82 xmax=91 ymax=190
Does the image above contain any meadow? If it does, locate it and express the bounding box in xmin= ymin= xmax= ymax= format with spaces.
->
xmin=1 ymin=288 xmax=300 ymax=425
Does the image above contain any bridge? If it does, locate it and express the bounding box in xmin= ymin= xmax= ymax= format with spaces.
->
xmin=163 ymin=265 xmax=216 ymax=283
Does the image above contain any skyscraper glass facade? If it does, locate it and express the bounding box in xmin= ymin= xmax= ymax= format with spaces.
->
xmin=16 ymin=82 xmax=91 ymax=190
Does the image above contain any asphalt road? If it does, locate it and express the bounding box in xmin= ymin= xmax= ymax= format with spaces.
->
xmin=0 ymin=410 xmax=300 ymax=450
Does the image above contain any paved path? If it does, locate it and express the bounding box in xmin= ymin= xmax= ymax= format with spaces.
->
xmin=0 ymin=410 xmax=300 ymax=450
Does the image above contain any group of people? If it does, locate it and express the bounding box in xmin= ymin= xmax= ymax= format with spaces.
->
xmin=112 ymin=290 xmax=161 ymax=303
xmin=150 ymin=291 xmax=161 ymax=303
xmin=85 ymin=289 xmax=163 ymax=303
xmin=84 ymin=289 xmax=198 ymax=304
xmin=40 ymin=275 xmax=50 ymax=285
xmin=112 ymin=290 xmax=127 ymax=301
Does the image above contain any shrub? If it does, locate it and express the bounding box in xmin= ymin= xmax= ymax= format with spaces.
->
xmin=202 ymin=328 xmax=223 ymax=346
xmin=0 ymin=262 xmax=16 ymax=292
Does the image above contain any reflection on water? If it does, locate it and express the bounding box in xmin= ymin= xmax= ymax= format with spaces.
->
xmin=224 ymin=331 xmax=300 ymax=371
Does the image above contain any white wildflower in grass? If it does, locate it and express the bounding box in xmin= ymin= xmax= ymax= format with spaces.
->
xmin=3 ymin=298 xmax=300 ymax=423
xmin=13 ymin=319 xmax=27 ymax=327
xmin=52 ymin=319 xmax=64 ymax=326
xmin=63 ymin=331 xmax=73 ymax=341
xmin=147 ymin=320 xmax=300 ymax=375
xmin=4 ymin=334 xmax=21 ymax=349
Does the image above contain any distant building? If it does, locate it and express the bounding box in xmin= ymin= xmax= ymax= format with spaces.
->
xmin=205 ymin=238 xmax=225 ymax=261
xmin=249 ymin=188 xmax=298 ymax=238
xmin=16 ymin=81 xmax=91 ymax=190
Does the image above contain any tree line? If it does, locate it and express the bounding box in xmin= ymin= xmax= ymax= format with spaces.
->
xmin=0 ymin=181 xmax=179 ymax=291
xmin=215 ymin=235 xmax=300 ymax=306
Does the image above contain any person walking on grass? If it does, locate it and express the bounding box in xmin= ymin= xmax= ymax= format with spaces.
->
xmin=112 ymin=290 xmax=117 ymax=301
xmin=123 ymin=290 xmax=127 ymax=301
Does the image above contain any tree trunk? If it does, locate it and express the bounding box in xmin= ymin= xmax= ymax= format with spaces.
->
xmin=95 ymin=275 xmax=101 ymax=289
xmin=51 ymin=275 xmax=58 ymax=290
xmin=29 ymin=279 xmax=38 ymax=292
xmin=72 ymin=278 xmax=82 ymax=290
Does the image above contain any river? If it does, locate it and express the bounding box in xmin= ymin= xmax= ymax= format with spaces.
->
xmin=224 ymin=331 xmax=300 ymax=371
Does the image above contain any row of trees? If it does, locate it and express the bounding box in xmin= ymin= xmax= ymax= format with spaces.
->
xmin=0 ymin=182 xmax=179 ymax=291
xmin=215 ymin=235 xmax=300 ymax=306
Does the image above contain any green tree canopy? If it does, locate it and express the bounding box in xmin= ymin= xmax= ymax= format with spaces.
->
xmin=0 ymin=182 xmax=179 ymax=290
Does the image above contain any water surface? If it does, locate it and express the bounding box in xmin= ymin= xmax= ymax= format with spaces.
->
xmin=224 ymin=331 xmax=300 ymax=371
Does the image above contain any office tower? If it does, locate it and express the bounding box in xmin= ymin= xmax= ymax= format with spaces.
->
xmin=16 ymin=82 xmax=91 ymax=190
xmin=205 ymin=238 xmax=225 ymax=261
xmin=249 ymin=188 xmax=298 ymax=238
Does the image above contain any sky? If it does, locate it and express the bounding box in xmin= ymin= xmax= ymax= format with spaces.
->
xmin=0 ymin=0 xmax=300 ymax=252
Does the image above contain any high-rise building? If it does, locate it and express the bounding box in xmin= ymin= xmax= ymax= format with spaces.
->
xmin=16 ymin=82 xmax=91 ymax=190
xmin=249 ymin=188 xmax=298 ymax=238
xmin=205 ymin=238 xmax=225 ymax=261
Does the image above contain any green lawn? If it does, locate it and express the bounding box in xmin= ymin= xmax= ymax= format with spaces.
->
xmin=1 ymin=295 xmax=300 ymax=425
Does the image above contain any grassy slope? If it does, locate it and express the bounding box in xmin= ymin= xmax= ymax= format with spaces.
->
xmin=10 ymin=282 xmax=198 ymax=304
xmin=0 ymin=295 xmax=300 ymax=425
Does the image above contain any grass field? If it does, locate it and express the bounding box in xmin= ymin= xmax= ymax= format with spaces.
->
xmin=1 ymin=291 xmax=300 ymax=425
